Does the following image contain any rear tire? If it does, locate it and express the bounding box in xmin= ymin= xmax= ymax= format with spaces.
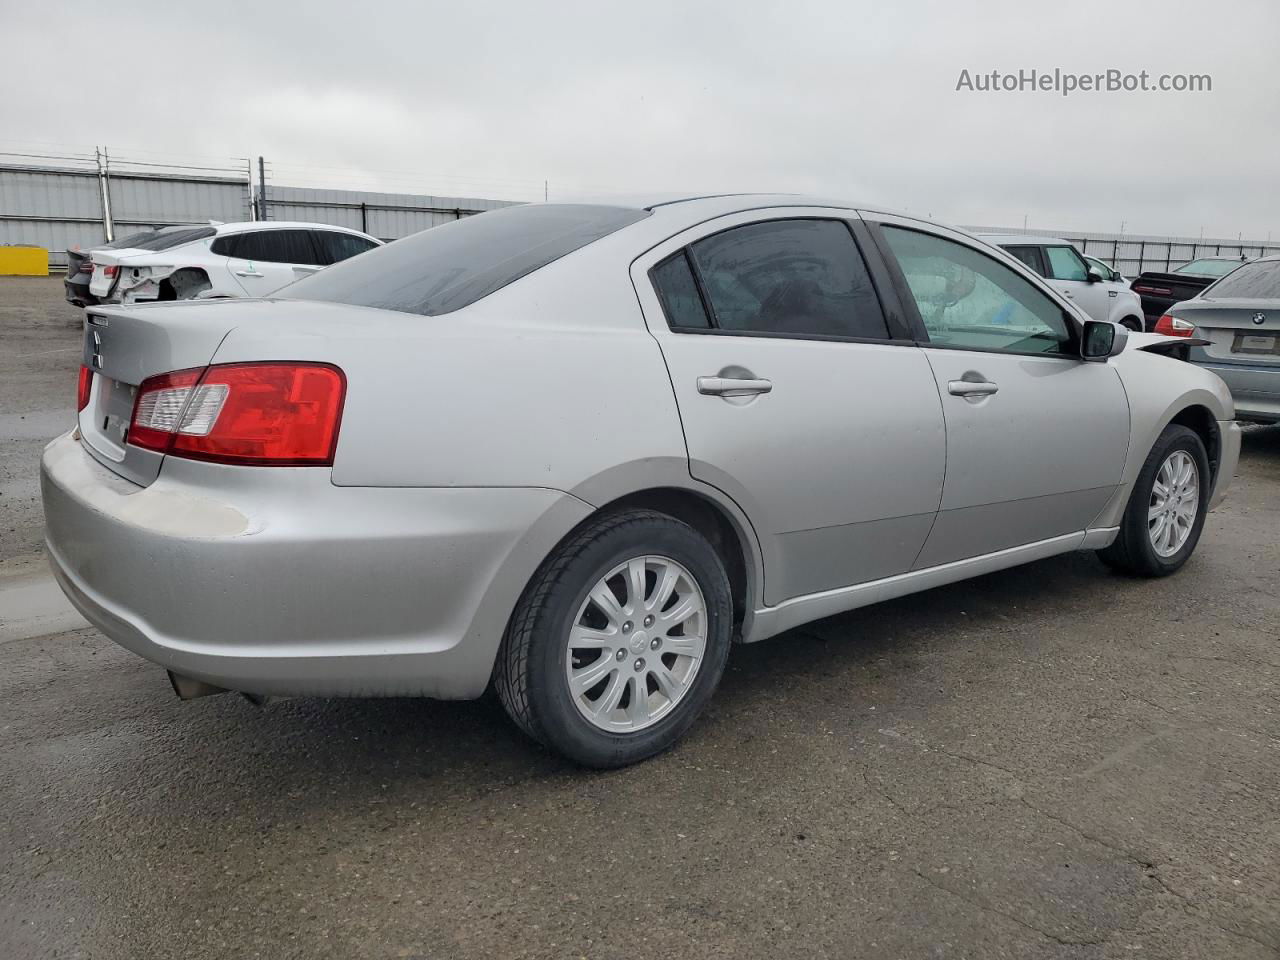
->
xmin=494 ymin=509 xmax=733 ymax=768
xmin=1098 ymin=424 xmax=1210 ymax=577
xmin=1120 ymin=316 xmax=1143 ymax=332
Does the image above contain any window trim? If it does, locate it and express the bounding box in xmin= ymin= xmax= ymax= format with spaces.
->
xmin=647 ymin=215 xmax=912 ymax=347
xmin=864 ymin=221 xmax=1084 ymax=360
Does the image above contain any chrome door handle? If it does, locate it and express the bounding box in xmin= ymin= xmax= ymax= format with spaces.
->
xmin=947 ymin=380 xmax=998 ymax=397
xmin=697 ymin=376 xmax=773 ymax=397
xmin=235 ymin=270 xmax=264 ymax=278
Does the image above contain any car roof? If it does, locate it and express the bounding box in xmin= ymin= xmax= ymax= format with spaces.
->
xmin=974 ymin=233 xmax=1072 ymax=246
xmin=214 ymin=220 xmax=375 ymax=238
xmin=557 ymin=192 xmax=900 ymax=217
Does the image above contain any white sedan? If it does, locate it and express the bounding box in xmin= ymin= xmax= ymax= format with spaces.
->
xmin=87 ymin=221 xmax=382 ymax=304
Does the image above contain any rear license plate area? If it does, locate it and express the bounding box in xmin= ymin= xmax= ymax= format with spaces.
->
xmin=1232 ymin=333 xmax=1279 ymax=355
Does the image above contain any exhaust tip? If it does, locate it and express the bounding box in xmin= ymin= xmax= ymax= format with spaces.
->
xmin=167 ymin=671 xmax=230 ymax=700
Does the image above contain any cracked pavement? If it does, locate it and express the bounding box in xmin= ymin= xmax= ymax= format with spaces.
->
xmin=1 ymin=278 xmax=1278 ymax=959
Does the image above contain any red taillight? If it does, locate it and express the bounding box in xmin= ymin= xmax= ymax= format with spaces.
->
xmin=128 ymin=362 xmax=345 ymax=465
xmin=1153 ymin=314 xmax=1195 ymax=337
xmin=83 ymin=261 xmax=95 ymax=275
xmin=1133 ymin=285 xmax=1171 ymax=296
xmin=76 ymin=366 xmax=93 ymax=412
xmin=102 ymin=264 xmax=119 ymax=278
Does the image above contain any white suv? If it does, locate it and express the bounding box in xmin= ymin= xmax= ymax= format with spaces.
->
xmin=978 ymin=234 xmax=1145 ymax=331
xmin=87 ymin=221 xmax=382 ymax=305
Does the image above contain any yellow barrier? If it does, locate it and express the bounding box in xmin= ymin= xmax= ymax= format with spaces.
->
xmin=0 ymin=247 xmax=49 ymax=276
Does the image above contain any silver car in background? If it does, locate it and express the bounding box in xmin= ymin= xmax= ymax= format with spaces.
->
xmin=1157 ymin=255 xmax=1280 ymax=424
xmin=42 ymin=195 xmax=1240 ymax=767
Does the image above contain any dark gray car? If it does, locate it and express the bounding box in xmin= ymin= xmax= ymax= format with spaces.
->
xmin=1166 ymin=257 xmax=1280 ymax=423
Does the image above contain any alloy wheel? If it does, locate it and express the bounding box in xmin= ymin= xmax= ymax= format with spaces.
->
xmin=1148 ymin=450 xmax=1200 ymax=557
xmin=564 ymin=555 xmax=707 ymax=733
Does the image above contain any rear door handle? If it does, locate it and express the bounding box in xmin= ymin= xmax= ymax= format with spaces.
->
xmin=697 ymin=376 xmax=773 ymax=397
xmin=235 ymin=269 xmax=264 ymax=278
xmin=947 ymin=380 xmax=999 ymax=397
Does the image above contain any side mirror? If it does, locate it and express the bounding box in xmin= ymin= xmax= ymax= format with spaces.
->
xmin=1081 ymin=319 xmax=1127 ymax=361
xmin=1085 ymin=268 xmax=1104 ymax=284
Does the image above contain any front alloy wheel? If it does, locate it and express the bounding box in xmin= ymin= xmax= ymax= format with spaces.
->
xmin=1099 ymin=423 xmax=1210 ymax=577
xmin=1148 ymin=450 xmax=1200 ymax=558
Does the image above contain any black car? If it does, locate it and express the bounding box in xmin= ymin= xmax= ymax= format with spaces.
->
xmin=1130 ymin=257 xmax=1247 ymax=329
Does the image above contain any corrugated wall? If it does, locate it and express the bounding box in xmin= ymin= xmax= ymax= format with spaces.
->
xmin=0 ymin=162 xmax=513 ymax=268
xmin=264 ymin=185 xmax=511 ymax=241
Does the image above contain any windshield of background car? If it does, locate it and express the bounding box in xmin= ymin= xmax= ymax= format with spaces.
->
xmin=127 ymin=226 xmax=217 ymax=252
xmin=1202 ymin=260 xmax=1280 ymax=299
xmin=1175 ymin=259 xmax=1242 ymax=278
xmin=282 ymin=204 xmax=651 ymax=316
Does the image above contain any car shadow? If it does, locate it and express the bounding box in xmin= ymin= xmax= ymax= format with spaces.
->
xmin=81 ymin=547 xmax=1122 ymax=828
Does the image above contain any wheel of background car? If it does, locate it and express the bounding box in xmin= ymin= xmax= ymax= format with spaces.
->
xmin=494 ymin=508 xmax=733 ymax=768
xmin=1098 ymin=424 xmax=1210 ymax=577
xmin=1120 ymin=316 xmax=1143 ymax=332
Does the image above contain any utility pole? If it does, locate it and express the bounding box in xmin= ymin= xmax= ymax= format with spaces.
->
xmin=544 ymin=180 xmax=548 ymax=202
xmin=96 ymin=146 xmax=115 ymax=242
xmin=258 ymin=156 xmax=267 ymax=222
xmin=247 ymin=159 xmax=258 ymax=220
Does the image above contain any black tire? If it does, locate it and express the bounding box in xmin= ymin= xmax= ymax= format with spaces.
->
xmin=1120 ymin=316 xmax=1143 ymax=332
xmin=494 ymin=508 xmax=733 ymax=768
xmin=1098 ymin=424 xmax=1210 ymax=577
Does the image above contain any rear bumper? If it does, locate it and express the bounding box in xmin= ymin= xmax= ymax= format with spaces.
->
xmin=41 ymin=431 xmax=591 ymax=698
xmin=1199 ymin=361 xmax=1280 ymax=424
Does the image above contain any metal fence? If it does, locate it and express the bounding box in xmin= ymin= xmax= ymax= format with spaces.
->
xmin=965 ymin=224 xmax=1280 ymax=278
xmin=4 ymin=147 xmax=1276 ymax=277
xmin=0 ymin=150 xmax=513 ymax=269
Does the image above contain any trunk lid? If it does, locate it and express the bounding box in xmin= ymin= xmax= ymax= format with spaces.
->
xmin=78 ymin=300 xmax=247 ymax=485
xmin=1172 ymin=298 xmax=1280 ymax=366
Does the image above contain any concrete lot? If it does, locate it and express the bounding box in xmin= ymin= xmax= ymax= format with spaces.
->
xmin=0 ymin=277 xmax=1277 ymax=960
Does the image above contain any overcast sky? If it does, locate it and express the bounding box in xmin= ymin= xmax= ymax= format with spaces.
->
xmin=4 ymin=0 xmax=1277 ymax=239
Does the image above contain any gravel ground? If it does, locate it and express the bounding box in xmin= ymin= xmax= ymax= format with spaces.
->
xmin=1 ymin=277 xmax=1277 ymax=960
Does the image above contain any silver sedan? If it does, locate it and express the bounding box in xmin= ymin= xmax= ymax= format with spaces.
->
xmin=42 ymin=195 xmax=1240 ymax=767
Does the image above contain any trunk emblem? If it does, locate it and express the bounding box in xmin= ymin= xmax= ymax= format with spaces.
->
xmin=1252 ymin=312 xmax=1267 ymax=325
xmin=90 ymin=329 xmax=104 ymax=368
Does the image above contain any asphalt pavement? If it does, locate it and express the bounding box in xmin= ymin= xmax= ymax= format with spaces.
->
xmin=1 ymin=278 xmax=1277 ymax=960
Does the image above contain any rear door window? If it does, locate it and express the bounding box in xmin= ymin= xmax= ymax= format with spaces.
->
xmin=229 ymin=229 xmax=322 ymax=265
xmin=1003 ymin=245 xmax=1046 ymax=276
xmin=684 ymin=219 xmax=890 ymax=339
xmin=650 ymin=252 xmax=712 ymax=329
xmin=313 ymin=230 xmax=380 ymax=265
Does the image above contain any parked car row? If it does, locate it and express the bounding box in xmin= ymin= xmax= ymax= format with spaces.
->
xmin=64 ymin=221 xmax=381 ymax=307
xmin=44 ymin=194 xmax=1245 ymax=768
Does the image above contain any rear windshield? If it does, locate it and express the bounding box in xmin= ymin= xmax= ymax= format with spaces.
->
xmin=1175 ymin=258 xmax=1241 ymax=278
xmin=104 ymin=229 xmax=163 ymax=250
xmin=1202 ymin=260 xmax=1280 ymax=299
xmin=281 ymin=204 xmax=650 ymax=316
xmin=128 ymin=226 xmax=216 ymax=251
